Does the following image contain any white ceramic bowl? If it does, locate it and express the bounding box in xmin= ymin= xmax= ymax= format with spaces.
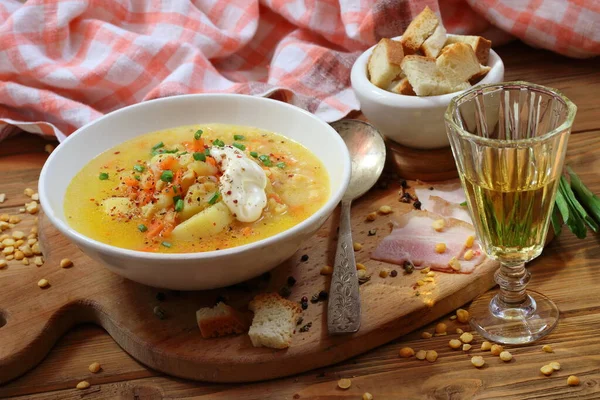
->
xmin=39 ymin=94 xmax=351 ymax=290
xmin=351 ymin=35 xmax=505 ymax=149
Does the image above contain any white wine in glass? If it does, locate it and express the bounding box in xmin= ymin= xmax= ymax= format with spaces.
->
xmin=445 ymin=81 xmax=577 ymax=344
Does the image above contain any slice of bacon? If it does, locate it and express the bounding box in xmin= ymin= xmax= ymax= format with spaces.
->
xmin=371 ymin=210 xmax=485 ymax=274
xmin=415 ymin=181 xmax=471 ymax=224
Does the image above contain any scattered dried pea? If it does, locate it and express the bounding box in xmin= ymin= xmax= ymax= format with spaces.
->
xmin=542 ymin=345 xmax=554 ymax=353
xmin=363 ymin=393 xmax=374 ymax=400
xmin=456 ymin=309 xmax=469 ymax=323
xmin=37 ymin=278 xmax=49 ymax=288
xmin=421 ymin=332 xmax=432 ymax=339
xmin=490 ymin=344 xmax=504 ymax=356
xmin=464 ymin=250 xmax=474 ymax=261
xmin=8 ymin=215 xmax=20 ymax=224
xmin=22 ymin=258 xmax=29 ymax=265
xmin=399 ymin=347 xmax=415 ymax=358
xmin=320 ymin=265 xmax=333 ymax=275
xmin=420 ymin=267 xmax=431 ymax=274
xmin=425 ymin=350 xmax=438 ymax=362
xmin=540 ymin=365 xmax=554 ymax=376
xmin=379 ymin=269 xmax=390 ymax=278
xmin=426 ymin=271 xmax=435 ymax=277
xmin=34 ymin=256 xmax=44 ymax=266
xmin=88 ymin=362 xmax=101 ymax=373
xmin=471 ymin=356 xmax=485 ymax=368
xmin=0 ymin=194 xmax=5 ymax=203
xmin=378 ymin=205 xmax=393 ymax=214
xmin=415 ymin=350 xmax=427 ymax=360
xmin=45 ymin=144 xmax=55 ymax=154
xmin=356 ymin=263 xmax=367 ymax=270
xmin=432 ymin=219 xmax=445 ymax=231
xmin=2 ymin=246 xmax=14 ymax=255
xmin=31 ymin=193 xmax=39 ymax=201
xmin=499 ymin=351 xmax=513 ymax=362
xmin=481 ymin=341 xmax=492 ymax=351
xmin=76 ymin=381 xmax=90 ymax=390
xmin=24 ymin=188 xmax=34 ymax=197
xmin=449 ymin=339 xmax=462 ymax=349
xmin=366 ymin=212 xmax=377 ymax=221
xmin=353 ymin=242 xmax=363 ymax=251
xmin=462 ymin=344 xmax=472 ymax=351
xmin=14 ymin=250 xmax=24 ymax=260
xmin=60 ymin=258 xmax=73 ymax=268
xmin=0 ymin=259 xmax=6 ymax=268
xmin=567 ymin=375 xmax=580 ymax=386
xmin=456 ymin=328 xmax=464 ymax=334
xmin=337 ymin=378 xmax=351 ymax=390
xmin=459 ymin=332 xmax=474 ymax=344
xmin=435 ymin=243 xmax=446 ymax=253
xmin=449 ymin=315 xmax=457 ymax=320
xmin=549 ymin=361 xmax=561 ymax=371
xmin=435 ymin=323 xmax=447 ymax=334
xmin=465 ymin=235 xmax=475 ymax=248
xmin=448 ymin=257 xmax=461 ymax=271
xmin=12 ymin=231 xmax=24 ymax=240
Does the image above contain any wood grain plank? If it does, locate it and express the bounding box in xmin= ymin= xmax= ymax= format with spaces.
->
xmin=5 ymin=312 xmax=600 ymax=399
xmin=496 ymin=42 xmax=600 ymax=134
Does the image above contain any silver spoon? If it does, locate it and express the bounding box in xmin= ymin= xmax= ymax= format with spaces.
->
xmin=327 ymin=120 xmax=386 ymax=335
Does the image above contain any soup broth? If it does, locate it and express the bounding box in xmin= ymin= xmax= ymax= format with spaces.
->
xmin=64 ymin=124 xmax=330 ymax=253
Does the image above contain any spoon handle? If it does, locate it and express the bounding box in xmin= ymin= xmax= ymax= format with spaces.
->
xmin=327 ymin=199 xmax=361 ymax=334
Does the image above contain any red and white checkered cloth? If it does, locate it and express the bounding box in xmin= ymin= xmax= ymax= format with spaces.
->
xmin=0 ymin=0 xmax=598 ymax=142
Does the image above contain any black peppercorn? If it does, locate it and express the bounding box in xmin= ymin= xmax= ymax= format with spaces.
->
xmin=301 ymin=296 xmax=308 ymax=303
xmin=390 ymin=270 xmax=398 ymax=277
xmin=318 ymin=290 xmax=328 ymax=301
xmin=310 ymin=294 xmax=320 ymax=303
xmin=368 ymin=229 xmax=377 ymax=236
xmin=287 ymin=276 xmax=297 ymax=286
xmin=300 ymin=254 xmax=309 ymax=262
xmin=400 ymin=179 xmax=408 ymax=188
xmin=403 ymin=260 xmax=415 ymax=274
xmin=413 ymin=200 xmax=422 ymax=210
xmin=301 ymin=302 xmax=308 ymax=310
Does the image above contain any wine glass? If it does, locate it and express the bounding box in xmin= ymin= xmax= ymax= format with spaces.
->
xmin=445 ymin=81 xmax=577 ymax=344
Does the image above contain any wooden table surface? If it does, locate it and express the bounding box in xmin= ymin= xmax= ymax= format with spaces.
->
xmin=1 ymin=41 xmax=599 ymax=400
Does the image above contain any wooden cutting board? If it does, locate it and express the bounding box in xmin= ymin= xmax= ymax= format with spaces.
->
xmin=0 ymin=180 xmax=498 ymax=385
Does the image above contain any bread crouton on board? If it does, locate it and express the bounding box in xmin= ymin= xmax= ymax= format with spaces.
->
xmin=248 ymin=293 xmax=302 ymax=349
xmin=368 ymin=38 xmax=405 ymax=89
xmin=196 ymin=302 xmax=249 ymax=339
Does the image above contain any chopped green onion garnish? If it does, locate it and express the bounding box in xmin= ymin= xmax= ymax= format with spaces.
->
xmin=178 ymin=151 xmax=188 ymax=156
xmin=133 ymin=164 xmax=145 ymax=172
xmin=173 ymin=195 xmax=181 ymax=203
xmin=194 ymin=129 xmax=203 ymax=140
xmin=161 ymin=241 xmax=172 ymax=248
xmin=175 ymin=198 xmax=184 ymax=212
xmin=258 ymin=155 xmax=272 ymax=167
xmin=204 ymin=148 xmax=211 ymax=156
xmin=234 ymin=134 xmax=245 ymax=141
xmin=459 ymin=201 xmax=467 ymax=207
xmin=232 ymin=142 xmax=246 ymax=151
xmin=138 ymin=224 xmax=148 ymax=232
xmin=152 ymin=142 xmax=164 ymax=151
xmin=193 ymin=152 xmax=206 ymax=162
xmin=212 ymin=139 xmax=225 ymax=147
xmin=134 ymin=175 xmax=141 ymax=181
xmin=250 ymin=151 xmax=258 ymax=158
xmin=99 ymin=172 xmax=109 ymax=180
xmin=160 ymin=170 xmax=174 ymax=182
xmin=208 ymin=191 xmax=220 ymax=205
xmin=276 ymin=162 xmax=286 ymax=169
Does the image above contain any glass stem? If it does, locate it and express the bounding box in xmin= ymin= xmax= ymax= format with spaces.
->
xmin=495 ymin=262 xmax=531 ymax=307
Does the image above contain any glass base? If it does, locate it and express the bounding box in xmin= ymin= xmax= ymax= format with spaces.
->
xmin=468 ymin=289 xmax=559 ymax=345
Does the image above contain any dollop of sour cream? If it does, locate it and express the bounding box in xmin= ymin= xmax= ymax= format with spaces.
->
xmin=210 ymin=146 xmax=267 ymax=222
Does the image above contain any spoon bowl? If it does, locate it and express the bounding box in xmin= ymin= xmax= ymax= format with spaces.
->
xmin=327 ymin=120 xmax=386 ymax=334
